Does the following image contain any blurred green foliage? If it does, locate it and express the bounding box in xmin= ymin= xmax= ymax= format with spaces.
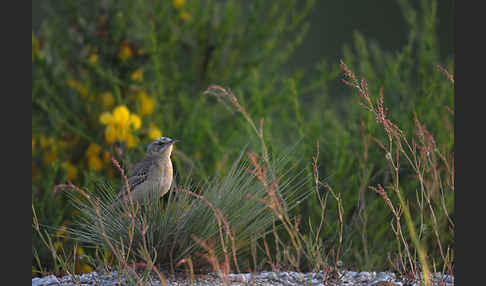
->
xmin=32 ymin=0 xmax=453 ymax=275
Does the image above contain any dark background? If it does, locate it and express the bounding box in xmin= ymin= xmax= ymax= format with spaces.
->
xmin=32 ymin=1 xmax=454 ymax=71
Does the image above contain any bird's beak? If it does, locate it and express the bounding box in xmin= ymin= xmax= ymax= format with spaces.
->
xmin=171 ymin=139 xmax=179 ymax=145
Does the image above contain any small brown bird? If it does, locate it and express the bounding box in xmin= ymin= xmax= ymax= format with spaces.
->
xmin=112 ymin=137 xmax=178 ymax=208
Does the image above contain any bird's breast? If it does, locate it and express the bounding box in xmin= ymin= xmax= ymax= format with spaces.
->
xmin=153 ymin=157 xmax=173 ymax=192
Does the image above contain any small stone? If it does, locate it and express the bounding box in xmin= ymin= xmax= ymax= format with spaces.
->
xmin=375 ymin=282 xmax=401 ymax=286
xmin=31 ymin=278 xmax=41 ymax=286
xmin=310 ymin=272 xmax=323 ymax=280
xmin=258 ymin=271 xmax=278 ymax=280
xmin=376 ymin=272 xmax=389 ymax=280
xmin=39 ymin=275 xmax=60 ymax=285
xmin=293 ymin=272 xmax=307 ymax=283
xmin=357 ymin=271 xmax=374 ymax=282
xmin=228 ymin=273 xmax=251 ymax=282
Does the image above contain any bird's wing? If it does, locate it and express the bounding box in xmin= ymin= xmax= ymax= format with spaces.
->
xmin=117 ymin=157 xmax=155 ymax=199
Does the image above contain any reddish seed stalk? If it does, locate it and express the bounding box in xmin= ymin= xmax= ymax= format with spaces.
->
xmin=340 ymin=60 xmax=454 ymax=285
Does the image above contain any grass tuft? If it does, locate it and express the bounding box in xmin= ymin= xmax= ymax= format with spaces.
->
xmin=62 ymin=146 xmax=313 ymax=276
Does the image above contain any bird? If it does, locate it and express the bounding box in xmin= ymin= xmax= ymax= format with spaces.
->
xmin=111 ymin=136 xmax=178 ymax=208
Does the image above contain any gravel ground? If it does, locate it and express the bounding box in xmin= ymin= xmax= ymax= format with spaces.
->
xmin=32 ymin=270 xmax=453 ymax=286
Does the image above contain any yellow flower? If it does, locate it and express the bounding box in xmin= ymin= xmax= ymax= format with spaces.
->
xmin=105 ymin=125 xmax=117 ymax=143
xmin=173 ymin=0 xmax=185 ymax=9
xmin=88 ymin=53 xmax=98 ymax=63
xmin=113 ymin=105 xmax=131 ymax=125
xmin=130 ymin=69 xmax=144 ymax=82
xmin=86 ymin=143 xmax=102 ymax=157
xmin=103 ymin=151 xmax=112 ymax=164
xmin=42 ymin=147 xmax=58 ymax=164
xmin=86 ymin=143 xmax=103 ymax=171
xmin=119 ymin=41 xmax=133 ymax=62
xmin=67 ymin=79 xmax=88 ymax=97
xmin=138 ymin=91 xmax=156 ymax=116
xmin=100 ymin=105 xmax=141 ymax=145
xmin=77 ymin=247 xmax=86 ymax=256
xmin=62 ymin=161 xmax=78 ymax=181
xmin=39 ymin=135 xmax=59 ymax=164
xmin=75 ymin=247 xmax=94 ymax=273
xmin=148 ymin=124 xmax=162 ymax=140
xmin=76 ymin=263 xmax=93 ymax=274
xmin=125 ymin=133 xmax=137 ymax=149
xmin=130 ymin=114 xmax=142 ymax=130
xmin=88 ymin=155 xmax=103 ymax=171
xmin=100 ymin=92 xmax=114 ymax=108
xmin=179 ymin=11 xmax=191 ymax=22
xmin=39 ymin=135 xmax=55 ymax=149
xmin=99 ymin=112 xmax=113 ymax=125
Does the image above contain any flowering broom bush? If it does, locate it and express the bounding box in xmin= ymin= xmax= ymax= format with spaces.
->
xmin=32 ymin=0 xmax=316 ymax=275
xmin=32 ymin=0 xmax=453 ymax=280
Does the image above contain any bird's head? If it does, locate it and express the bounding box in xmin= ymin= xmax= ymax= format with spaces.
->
xmin=147 ymin=137 xmax=178 ymax=156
